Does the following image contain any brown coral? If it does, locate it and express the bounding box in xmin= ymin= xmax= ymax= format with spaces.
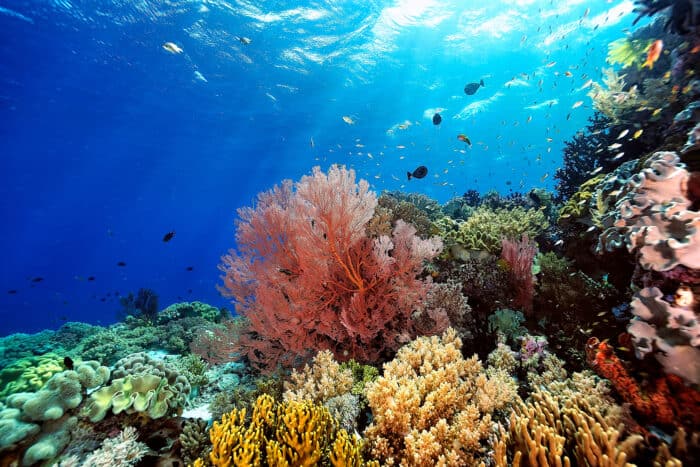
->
xmin=364 ymin=328 xmax=516 ymax=466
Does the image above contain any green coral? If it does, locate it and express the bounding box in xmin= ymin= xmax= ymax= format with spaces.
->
xmin=557 ymin=174 xmax=605 ymax=225
xmin=607 ymin=37 xmax=653 ymax=69
xmin=487 ymin=309 xmax=526 ymax=344
xmin=176 ymin=354 xmax=209 ymax=392
xmin=84 ymin=352 xmax=191 ymax=422
xmin=158 ymin=301 xmax=221 ymax=324
xmin=0 ymin=353 xmax=66 ymax=401
xmin=453 ymin=206 xmax=548 ymax=254
xmin=339 ymin=360 xmax=379 ymax=397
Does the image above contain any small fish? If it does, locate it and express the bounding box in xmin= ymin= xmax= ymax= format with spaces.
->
xmin=117 ymin=261 xmax=127 ymax=267
xmin=545 ymin=61 xmax=557 ymax=68
xmin=554 ymin=239 xmax=564 ymax=246
xmin=596 ymin=311 xmax=607 ymax=317
xmin=236 ymin=36 xmax=252 ymax=45
xmin=583 ymin=7 xmax=590 ymax=18
xmin=457 ymin=134 xmax=471 ymax=146
xmin=572 ymin=100 xmax=583 ymax=109
xmin=87 ymin=276 xmax=95 ymax=281
xmin=342 ymin=116 xmax=355 ymax=125
xmin=612 ymin=152 xmax=625 ymax=160
xmin=162 ymin=42 xmax=183 ymax=54
xmin=617 ymin=129 xmax=629 ymax=139
xmin=633 ymin=129 xmax=643 ymax=139
xmin=651 ymin=108 xmax=662 ymax=117
xmin=63 ymin=357 xmax=74 ymax=370
xmin=162 ymin=231 xmax=176 ymax=242
xmin=432 ymin=113 xmax=442 ymax=125
xmin=540 ymin=173 xmax=549 ymax=182
xmin=186 ymin=266 xmax=194 ymax=271
xmin=278 ymin=268 xmax=294 ymax=276
xmin=310 ymin=137 xmax=315 ymax=148
xmin=407 ymin=166 xmax=428 ymax=180
xmin=31 ymin=277 xmax=43 ymax=283
xmin=608 ymin=143 xmax=622 ymax=150
xmin=566 ymin=113 xmax=571 ymax=120
xmin=7 ymin=289 xmax=17 ymax=294
xmin=464 ymin=79 xmax=484 ymax=95
xmin=586 ymin=225 xmax=597 ymax=232
xmin=564 ymin=71 xmax=573 ymax=77
xmin=642 ymin=39 xmax=663 ymax=69
xmin=590 ymin=166 xmax=603 ymax=175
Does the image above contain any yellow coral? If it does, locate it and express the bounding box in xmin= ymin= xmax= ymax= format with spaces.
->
xmin=198 ymin=394 xmax=377 ymax=467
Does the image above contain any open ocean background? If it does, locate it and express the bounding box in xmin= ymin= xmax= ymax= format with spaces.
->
xmin=0 ymin=0 xmax=645 ymax=335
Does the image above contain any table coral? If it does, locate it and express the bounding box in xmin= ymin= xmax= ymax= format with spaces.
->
xmin=364 ymin=328 xmax=516 ymax=466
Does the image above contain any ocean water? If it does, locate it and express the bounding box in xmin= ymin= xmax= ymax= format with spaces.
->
xmin=1 ymin=0 xmax=641 ymax=335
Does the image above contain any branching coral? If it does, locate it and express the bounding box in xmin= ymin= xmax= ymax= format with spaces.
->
xmin=195 ymin=394 xmax=378 ymax=467
xmin=364 ymin=328 xmax=517 ymax=466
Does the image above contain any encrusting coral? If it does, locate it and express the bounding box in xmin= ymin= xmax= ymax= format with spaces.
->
xmin=364 ymin=328 xmax=517 ymax=466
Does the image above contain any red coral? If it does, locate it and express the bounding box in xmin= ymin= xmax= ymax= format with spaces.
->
xmin=500 ymin=234 xmax=537 ymax=315
xmin=586 ymin=336 xmax=700 ymax=428
xmin=219 ymin=166 xmax=446 ymax=370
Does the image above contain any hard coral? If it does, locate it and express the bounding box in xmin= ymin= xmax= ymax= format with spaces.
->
xmin=197 ymin=394 xmax=378 ymax=467
xmin=364 ymin=328 xmax=517 ymax=466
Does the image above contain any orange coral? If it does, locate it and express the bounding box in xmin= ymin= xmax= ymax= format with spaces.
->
xmin=586 ymin=337 xmax=700 ymax=428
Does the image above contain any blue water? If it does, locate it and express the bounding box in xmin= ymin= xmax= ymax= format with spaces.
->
xmin=0 ymin=0 xmax=643 ymax=335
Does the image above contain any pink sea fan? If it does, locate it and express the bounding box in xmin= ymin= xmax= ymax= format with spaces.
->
xmin=219 ymin=165 xmax=445 ymax=370
xmin=501 ymin=234 xmax=538 ymax=315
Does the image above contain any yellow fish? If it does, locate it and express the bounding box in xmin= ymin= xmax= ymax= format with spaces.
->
xmin=342 ymin=116 xmax=355 ymax=125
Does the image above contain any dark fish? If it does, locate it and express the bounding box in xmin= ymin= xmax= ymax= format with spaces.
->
xmin=100 ymin=297 xmax=106 ymax=302
xmin=407 ymin=166 xmax=428 ymax=180
xmin=529 ymin=190 xmax=541 ymax=204
xmin=87 ymin=276 xmax=95 ymax=281
xmin=31 ymin=277 xmax=44 ymax=283
xmin=162 ymin=231 xmax=175 ymax=242
xmin=63 ymin=357 xmax=74 ymax=370
xmin=7 ymin=289 xmax=17 ymax=294
xmin=187 ymin=289 xmax=193 ymax=294
xmin=117 ymin=261 xmax=127 ymax=267
xmin=185 ymin=266 xmax=194 ymax=271
xmin=464 ymin=79 xmax=484 ymax=95
xmin=432 ymin=113 xmax=442 ymax=125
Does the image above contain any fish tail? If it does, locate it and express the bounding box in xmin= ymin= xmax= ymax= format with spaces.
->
xmin=480 ymin=79 xmax=484 ymax=87
xmin=407 ymin=171 xmax=412 ymax=180
xmin=642 ymin=59 xmax=653 ymax=69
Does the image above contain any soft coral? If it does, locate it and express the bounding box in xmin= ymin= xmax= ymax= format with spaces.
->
xmin=219 ymin=165 xmax=446 ymax=370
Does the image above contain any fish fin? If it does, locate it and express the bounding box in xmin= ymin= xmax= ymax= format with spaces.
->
xmin=407 ymin=171 xmax=412 ymax=180
xmin=480 ymin=79 xmax=484 ymax=87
